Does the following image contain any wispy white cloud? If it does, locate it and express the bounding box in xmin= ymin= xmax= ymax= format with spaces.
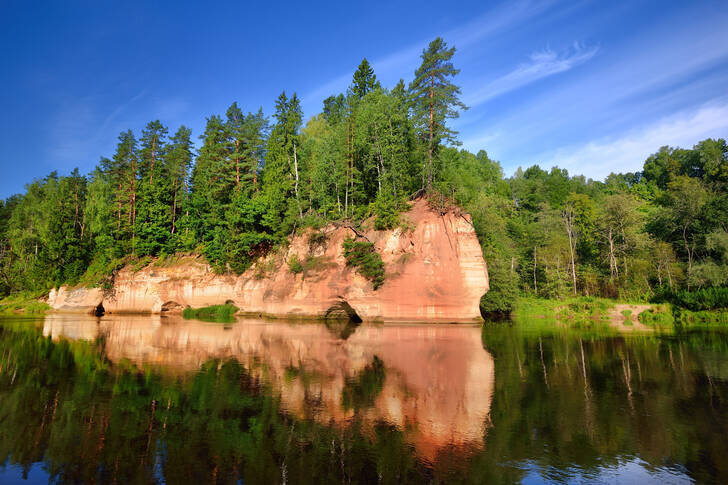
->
xmin=300 ymin=0 xmax=559 ymax=114
xmin=464 ymin=43 xmax=598 ymax=107
xmin=526 ymin=99 xmax=728 ymax=180
xmin=99 ymin=89 xmax=148 ymax=132
xmin=48 ymin=89 xmax=149 ymax=164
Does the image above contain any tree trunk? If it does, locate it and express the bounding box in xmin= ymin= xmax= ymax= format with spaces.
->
xmin=564 ymin=209 xmax=577 ymax=295
xmin=293 ymin=142 xmax=302 ymax=218
xmin=149 ymin=135 xmax=156 ymax=185
xmin=171 ymin=183 xmax=177 ymax=234
xmin=235 ymin=139 xmax=240 ymax=191
xmin=608 ymin=227 xmax=618 ymax=281
xmin=533 ymin=246 xmax=538 ymax=294
xmin=428 ymin=75 xmax=434 ymax=191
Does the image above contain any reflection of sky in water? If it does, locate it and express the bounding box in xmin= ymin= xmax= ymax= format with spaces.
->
xmin=519 ymin=457 xmax=693 ymax=484
xmin=2 ymin=315 xmax=727 ymax=483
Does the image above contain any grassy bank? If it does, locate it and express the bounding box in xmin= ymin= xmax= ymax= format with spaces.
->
xmin=510 ymin=296 xmax=728 ymax=330
xmin=512 ymin=296 xmax=616 ymax=321
xmin=0 ymin=293 xmax=50 ymax=315
xmin=182 ymin=304 xmax=239 ymax=323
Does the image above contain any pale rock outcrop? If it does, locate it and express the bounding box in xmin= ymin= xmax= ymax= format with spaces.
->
xmin=47 ymin=199 xmax=489 ymax=322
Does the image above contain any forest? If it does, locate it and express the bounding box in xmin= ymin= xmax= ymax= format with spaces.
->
xmin=0 ymin=37 xmax=726 ymax=314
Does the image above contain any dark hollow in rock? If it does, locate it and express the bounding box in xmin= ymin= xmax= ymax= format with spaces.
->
xmin=161 ymin=301 xmax=185 ymax=313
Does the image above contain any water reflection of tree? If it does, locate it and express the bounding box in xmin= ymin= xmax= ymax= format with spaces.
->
xmin=479 ymin=323 xmax=728 ymax=484
xmin=2 ymin=320 xmax=727 ymax=484
xmin=0 ymin=324 xmax=437 ymax=484
xmin=341 ymin=356 xmax=385 ymax=411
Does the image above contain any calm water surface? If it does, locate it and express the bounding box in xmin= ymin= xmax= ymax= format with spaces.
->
xmin=0 ymin=314 xmax=726 ymax=484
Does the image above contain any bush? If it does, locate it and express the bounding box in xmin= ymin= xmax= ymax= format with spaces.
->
xmin=653 ymin=286 xmax=728 ymax=311
xmin=373 ymin=196 xmax=404 ymax=231
xmin=182 ymin=304 xmax=238 ymax=323
xmin=480 ymin=263 xmax=518 ymax=317
xmin=287 ymin=254 xmax=304 ymax=274
xmin=639 ymin=306 xmax=675 ymax=327
xmin=342 ymin=237 xmax=385 ymax=290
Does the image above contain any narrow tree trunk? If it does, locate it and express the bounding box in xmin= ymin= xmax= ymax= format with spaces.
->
xmin=428 ymin=75 xmax=434 ymax=191
xmin=293 ymin=142 xmax=302 ymax=218
xmin=149 ymin=135 xmax=156 ymax=185
xmin=608 ymin=227 xmax=618 ymax=281
xmin=235 ymin=139 xmax=240 ymax=191
xmin=171 ymin=184 xmax=177 ymax=234
xmin=533 ymin=246 xmax=538 ymax=294
xmin=564 ymin=209 xmax=577 ymax=295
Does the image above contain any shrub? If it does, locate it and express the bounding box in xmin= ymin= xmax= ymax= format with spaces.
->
xmin=653 ymin=286 xmax=728 ymax=311
xmin=373 ymin=196 xmax=404 ymax=231
xmin=287 ymin=254 xmax=304 ymax=274
xmin=480 ymin=262 xmax=518 ymax=317
xmin=342 ymin=237 xmax=385 ymax=290
xmin=639 ymin=306 xmax=675 ymax=327
xmin=182 ymin=304 xmax=238 ymax=323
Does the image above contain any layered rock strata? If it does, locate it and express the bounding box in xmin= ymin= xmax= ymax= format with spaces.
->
xmin=48 ymin=199 xmax=489 ymax=322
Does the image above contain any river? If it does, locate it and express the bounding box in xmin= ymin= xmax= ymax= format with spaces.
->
xmin=0 ymin=314 xmax=726 ymax=484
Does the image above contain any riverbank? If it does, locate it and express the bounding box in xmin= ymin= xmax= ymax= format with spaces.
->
xmin=511 ymin=296 xmax=728 ymax=330
xmin=0 ymin=293 xmax=50 ymax=315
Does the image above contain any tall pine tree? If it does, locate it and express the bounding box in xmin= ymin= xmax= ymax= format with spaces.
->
xmin=408 ymin=37 xmax=467 ymax=190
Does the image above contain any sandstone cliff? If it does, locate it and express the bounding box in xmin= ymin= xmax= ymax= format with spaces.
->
xmin=48 ymin=199 xmax=489 ymax=322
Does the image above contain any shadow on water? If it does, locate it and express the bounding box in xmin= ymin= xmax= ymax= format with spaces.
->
xmin=0 ymin=314 xmax=726 ymax=483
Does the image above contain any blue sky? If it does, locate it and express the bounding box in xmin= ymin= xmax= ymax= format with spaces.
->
xmin=1 ymin=0 xmax=727 ymax=198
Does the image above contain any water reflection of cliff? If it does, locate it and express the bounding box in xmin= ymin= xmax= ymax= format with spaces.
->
xmin=42 ymin=314 xmax=494 ymax=460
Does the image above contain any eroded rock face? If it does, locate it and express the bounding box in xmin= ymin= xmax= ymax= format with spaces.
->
xmin=48 ymin=199 xmax=489 ymax=322
xmin=42 ymin=314 xmax=495 ymax=461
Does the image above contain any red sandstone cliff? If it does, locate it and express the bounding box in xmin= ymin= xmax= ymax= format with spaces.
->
xmin=48 ymin=199 xmax=489 ymax=322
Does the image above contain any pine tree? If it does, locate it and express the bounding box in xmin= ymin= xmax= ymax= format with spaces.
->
xmin=263 ymin=92 xmax=303 ymax=231
xmin=408 ymin=37 xmax=467 ymax=190
xmin=350 ymin=58 xmax=380 ymax=99
xmin=136 ymin=121 xmax=171 ymax=256
xmin=166 ymin=126 xmax=193 ymax=241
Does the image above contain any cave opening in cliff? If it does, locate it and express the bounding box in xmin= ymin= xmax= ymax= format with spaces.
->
xmin=325 ymin=299 xmax=362 ymax=324
xmin=93 ymin=303 xmax=105 ymax=316
xmin=324 ymin=300 xmax=362 ymax=338
xmin=161 ymin=301 xmax=185 ymax=313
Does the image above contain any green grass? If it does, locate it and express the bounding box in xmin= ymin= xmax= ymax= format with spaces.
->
xmin=638 ymin=305 xmax=675 ymax=327
xmin=0 ymin=292 xmax=51 ymax=315
xmin=513 ymin=296 xmax=616 ymax=321
xmin=288 ymin=254 xmax=336 ymax=277
xmin=182 ymin=304 xmax=238 ymax=323
xmin=621 ymin=309 xmax=632 ymax=318
xmin=674 ymin=308 xmax=728 ymax=326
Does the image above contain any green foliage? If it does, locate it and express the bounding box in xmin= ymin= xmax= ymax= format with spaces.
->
xmin=287 ymin=254 xmax=304 ymax=274
xmin=638 ymin=306 xmax=675 ymax=327
xmin=0 ymin=293 xmax=50 ymax=314
xmin=654 ymin=286 xmax=728 ymax=311
xmin=0 ymin=35 xmax=726 ymax=319
xmin=342 ymin=237 xmax=385 ymax=289
xmin=182 ymin=304 xmax=239 ymax=323
xmin=373 ymin=195 xmax=404 ymax=230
